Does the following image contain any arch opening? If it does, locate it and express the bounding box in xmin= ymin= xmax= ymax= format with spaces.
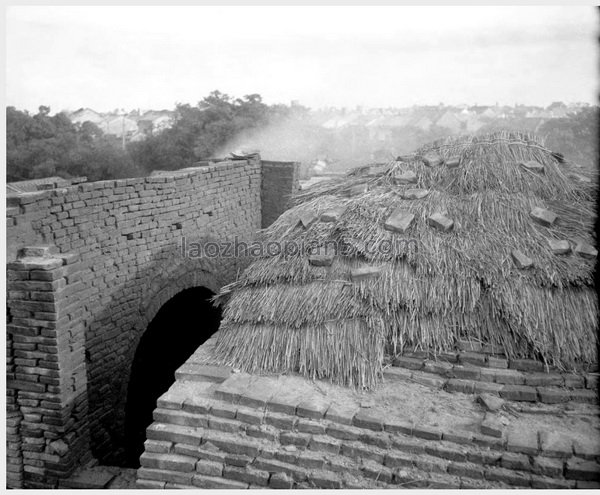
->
xmin=123 ymin=286 xmax=221 ymax=467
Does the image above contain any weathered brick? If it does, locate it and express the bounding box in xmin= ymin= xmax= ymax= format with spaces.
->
xmin=280 ymin=431 xmax=311 ymax=448
xmin=308 ymin=435 xmax=341 ymax=455
xmin=296 ymin=399 xmax=329 ymax=419
xmin=448 ymin=462 xmax=484 ymax=479
xmin=268 ymin=472 xmax=293 ymax=488
xmin=574 ymin=242 xmax=597 ymax=259
xmin=539 ymin=431 xmax=573 ymax=458
xmin=573 ymin=438 xmax=600 ymax=460
xmin=208 ymin=434 xmax=261 ymax=457
xmin=326 ymin=424 xmax=361 ymax=441
xmin=501 ymin=452 xmax=531 ymax=471
xmin=428 ymin=213 xmax=454 ymax=232
xmin=425 ymin=444 xmax=467 ymax=462
xmin=246 ymin=425 xmax=277 ymax=442
xmin=538 ymin=387 xmax=570 ymax=404
xmin=384 ymin=209 xmax=415 ymax=234
xmin=529 ymin=207 xmax=557 ymax=227
xmin=411 ymin=371 xmax=446 ymax=388
xmin=361 ymin=460 xmax=393 ymax=484
xmin=311 ymin=471 xmax=342 ymax=488
xmin=265 ymin=412 xmax=296 ymax=430
xmin=392 ymin=436 xmax=426 ymax=455
xmin=192 ymin=474 xmax=248 ymax=489
xmin=146 ymin=423 xmax=202 ymax=446
xmin=467 ymin=450 xmax=502 ymax=466
xmin=442 ymin=430 xmax=474 ymax=445
xmin=506 ymin=428 xmax=539 ymax=456
xmin=223 ymin=465 xmax=269 ymax=486
xmin=144 ymin=440 xmax=172 ymax=454
xmin=195 ymin=459 xmax=223 ymax=477
xmin=223 ymin=452 xmax=253 ymax=467
xmin=296 ymin=451 xmax=325 ymax=470
xmin=297 ymin=419 xmax=326 ymax=435
xmin=153 ymin=408 xmax=208 ymax=428
xmin=524 ymin=372 xmax=563 ymax=387
xmin=563 ymin=373 xmax=585 ymax=388
xmin=236 ymin=407 xmax=264 ymax=425
xmin=508 ymin=358 xmax=544 ymax=372
xmin=384 ymin=452 xmax=414 ymax=469
xmin=393 ymin=356 xmax=423 ymax=370
xmin=352 ymin=410 xmax=384 ymax=431
xmin=532 ymin=456 xmax=564 ymax=477
xmin=511 ymin=249 xmax=533 ymax=269
xmin=207 ymin=417 xmax=241 ymax=434
xmin=384 ymin=418 xmax=413 ymax=436
xmin=565 ymin=458 xmax=600 ymax=481
xmin=485 ymin=466 xmax=530 ymax=486
xmin=412 ymin=424 xmax=442 ymax=441
xmin=237 ymin=386 xmax=273 ymax=409
xmin=140 ymin=452 xmax=196 ymax=472
xmin=252 ymin=457 xmax=307 ymax=482
xmin=324 ymin=403 xmax=358 ymax=425
xmin=499 ymin=384 xmax=537 ymax=402
xmin=569 ymin=389 xmax=598 ymax=404
xmin=488 ymin=356 xmax=508 ymax=369
xmin=359 ymin=431 xmax=391 ymax=449
xmin=210 ymin=403 xmax=237 ymax=420
xmin=531 ymin=475 xmax=575 ymax=489
xmin=445 ymin=378 xmax=475 ymax=394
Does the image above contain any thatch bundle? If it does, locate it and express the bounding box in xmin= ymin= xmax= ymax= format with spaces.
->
xmin=206 ymin=131 xmax=597 ymax=388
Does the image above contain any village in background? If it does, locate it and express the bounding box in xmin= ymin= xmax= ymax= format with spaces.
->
xmin=7 ymin=92 xmax=598 ymax=190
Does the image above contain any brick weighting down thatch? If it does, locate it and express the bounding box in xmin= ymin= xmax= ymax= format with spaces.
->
xmin=204 ymin=131 xmax=598 ymax=389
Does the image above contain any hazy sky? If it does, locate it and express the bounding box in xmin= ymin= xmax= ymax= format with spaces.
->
xmin=6 ymin=6 xmax=599 ymax=113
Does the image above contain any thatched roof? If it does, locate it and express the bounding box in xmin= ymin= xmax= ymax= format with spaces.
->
xmin=207 ymin=131 xmax=597 ymax=388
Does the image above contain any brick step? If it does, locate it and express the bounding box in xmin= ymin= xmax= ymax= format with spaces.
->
xmin=411 ymin=340 xmax=599 ymax=374
xmin=141 ymin=425 xmax=513 ymax=489
xmin=149 ymin=394 xmax=600 ymax=486
xmin=156 ymin=376 xmax=600 ymax=461
xmin=174 ymin=363 xmax=233 ymax=384
xmin=396 ymin=352 xmax=599 ymax=375
xmin=387 ymin=362 xmax=598 ymax=404
xmin=142 ymin=416 xmax=600 ymax=489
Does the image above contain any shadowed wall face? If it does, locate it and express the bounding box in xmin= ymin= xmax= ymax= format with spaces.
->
xmin=124 ymin=287 xmax=221 ymax=467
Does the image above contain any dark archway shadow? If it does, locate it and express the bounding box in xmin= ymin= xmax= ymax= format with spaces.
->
xmin=122 ymin=286 xmax=222 ymax=467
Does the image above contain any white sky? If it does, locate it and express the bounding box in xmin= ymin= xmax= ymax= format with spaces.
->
xmin=5 ymin=6 xmax=599 ymax=113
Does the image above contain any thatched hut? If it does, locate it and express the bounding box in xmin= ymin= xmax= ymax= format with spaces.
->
xmin=207 ymin=131 xmax=597 ymax=388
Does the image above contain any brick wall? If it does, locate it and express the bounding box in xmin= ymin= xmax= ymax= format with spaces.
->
xmin=6 ymin=157 xmax=301 ymax=486
xmin=260 ymin=160 xmax=300 ymax=228
xmin=7 ymin=248 xmax=91 ymax=488
xmin=136 ymin=339 xmax=600 ymax=489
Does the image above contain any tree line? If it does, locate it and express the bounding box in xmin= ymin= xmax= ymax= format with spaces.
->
xmin=6 ymin=91 xmax=307 ymax=183
xmin=6 ymin=92 xmax=598 ymax=184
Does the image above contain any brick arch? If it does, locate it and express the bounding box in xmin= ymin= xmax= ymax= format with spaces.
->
xmin=106 ymin=257 xmax=226 ymax=462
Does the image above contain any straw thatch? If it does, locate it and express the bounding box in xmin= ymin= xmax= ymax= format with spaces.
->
xmin=206 ymin=131 xmax=597 ymax=388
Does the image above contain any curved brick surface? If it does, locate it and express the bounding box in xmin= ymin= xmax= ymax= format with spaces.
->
xmin=137 ymin=354 xmax=600 ymax=489
xmin=390 ymin=349 xmax=598 ymax=406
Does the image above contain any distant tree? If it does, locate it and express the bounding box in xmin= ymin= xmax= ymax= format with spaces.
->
xmin=128 ymin=90 xmax=301 ymax=174
xmin=6 ymin=106 xmax=141 ymax=182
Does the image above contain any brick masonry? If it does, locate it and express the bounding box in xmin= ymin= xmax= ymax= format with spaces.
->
xmin=260 ymin=160 xmax=300 ymax=229
xmin=136 ymin=356 xmax=600 ymax=489
xmin=6 ymin=157 xmax=299 ymax=487
xmin=390 ymin=345 xmax=598 ymax=406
